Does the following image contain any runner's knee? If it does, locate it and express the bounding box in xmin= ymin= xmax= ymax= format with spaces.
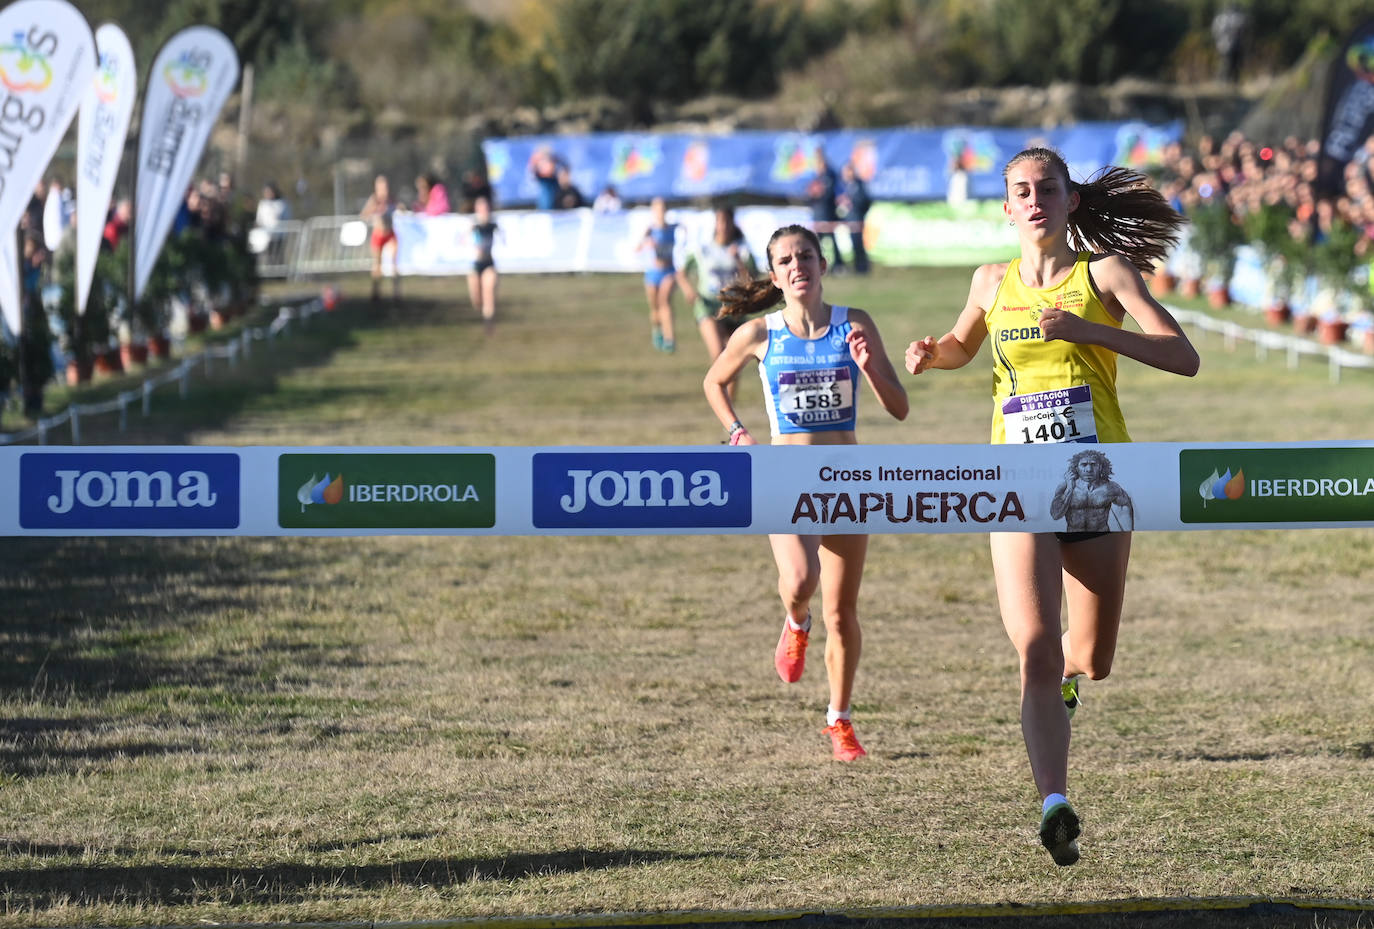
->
xmin=777 ymin=564 xmax=820 ymax=602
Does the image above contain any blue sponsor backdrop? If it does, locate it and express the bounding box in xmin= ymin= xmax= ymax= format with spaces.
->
xmin=20 ymin=452 xmax=241 ymax=530
xmin=482 ymin=121 xmax=1183 ymax=207
xmin=532 ymin=452 xmax=752 ymax=529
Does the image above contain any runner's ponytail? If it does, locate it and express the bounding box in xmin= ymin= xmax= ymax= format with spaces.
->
xmin=1004 ymin=148 xmax=1185 ymax=274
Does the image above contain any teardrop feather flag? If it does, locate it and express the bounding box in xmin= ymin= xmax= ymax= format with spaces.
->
xmin=133 ymin=25 xmax=238 ymax=302
xmin=74 ymin=22 xmax=135 ymax=316
xmin=0 ymin=0 xmax=96 ymax=337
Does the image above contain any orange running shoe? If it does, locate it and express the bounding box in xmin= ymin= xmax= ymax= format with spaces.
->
xmin=823 ymin=719 xmax=867 ymax=761
xmin=773 ymin=615 xmax=809 ymax=683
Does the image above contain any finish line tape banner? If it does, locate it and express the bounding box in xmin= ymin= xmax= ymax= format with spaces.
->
xmin=3 ymin=441 xmax=1373 ymax=537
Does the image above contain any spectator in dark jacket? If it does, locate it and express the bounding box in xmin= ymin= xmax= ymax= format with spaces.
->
xmin=556 ymin=166 xmax=585 ymax=209
xmin=806 ymin=146 xmax=844 ymax=272
xmin=531 ymin=147 xmax=563 ymax=211
xmin=838 ymin=161 xmax=872 ymax=274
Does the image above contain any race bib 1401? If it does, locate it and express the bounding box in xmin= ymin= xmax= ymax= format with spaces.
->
xmin=1002 ymin=384 xmax=1097 ymax=444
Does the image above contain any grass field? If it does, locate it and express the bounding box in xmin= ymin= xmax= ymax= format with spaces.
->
xmin=1 ymin=267 xmax=1372 ymax=928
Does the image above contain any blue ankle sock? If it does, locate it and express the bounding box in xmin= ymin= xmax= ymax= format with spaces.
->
xmin=1043 ymin=793 xmax=1068 ymax=815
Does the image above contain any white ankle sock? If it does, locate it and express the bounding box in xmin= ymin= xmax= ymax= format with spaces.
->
xmin=787 ymin=613 xmax=811 ymax=633
xmin=826 ymin=706 xmax=850 ymax=726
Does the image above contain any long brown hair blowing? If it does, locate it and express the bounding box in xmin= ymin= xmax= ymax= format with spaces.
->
xmin=1004 ymin=148 xmax=1185 ymax=274
xmin=717 ymin=224 xmax=823 ymax=318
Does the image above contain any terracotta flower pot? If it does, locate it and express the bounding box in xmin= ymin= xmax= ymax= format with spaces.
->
xmin=1362 ymin=329 xmax=1374 ymax=355
xmin=1179 ymin=277 xmax=1202 ymax=298
xmin=1151 ymin=271 xmax=1177 ymax=295
xmin=65 ymin=358 xmax=93 ymax=386
xmin=210 ymin=308 xmax=229 ymax=330
xmin=148 ymin=334 xmax=172 ymax=359
xmin=1318 ymin=320 xmax=1350 ymax=345
xmin=119 ymin=341 xmax=149 ymax=368
xmin=1206 ymin=285 xmax=1231 ymax=309
xmin=1264 ymin=303 xmax=1291 ymax=326
xmin=1292 ymin=314 xmax=1318 ymax=335
xmin=94 ymin=348 xmax=124 ymax=375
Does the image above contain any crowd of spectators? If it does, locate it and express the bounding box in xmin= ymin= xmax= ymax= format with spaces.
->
xmin=1152 ymin=130 xmax=1374 ymax=261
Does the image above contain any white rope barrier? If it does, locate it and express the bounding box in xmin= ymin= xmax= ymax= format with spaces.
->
xmin=0 ymin=296 xmax=328 ymax=447
xmin=1169 ymin=306 xmax=1374 ymax=381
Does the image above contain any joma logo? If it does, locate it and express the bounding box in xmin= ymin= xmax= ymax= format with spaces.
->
xmin=559 ymin=468 xmax=729 ymax=513
xmin=20 ymin=452 xmax=240 ymax=530
xmin=532 ymin=453 xmax=751 ymax=529
xmin=47 ymin=469 xmax=218 ymax=513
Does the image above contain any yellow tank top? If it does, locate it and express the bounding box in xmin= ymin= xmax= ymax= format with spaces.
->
xmin=985 ymin=252 xmax=1130 ymax=444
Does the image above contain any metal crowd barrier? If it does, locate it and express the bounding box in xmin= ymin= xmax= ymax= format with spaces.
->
xmin=252 ymin=218 xmax=374 ymax=281
xmin=249 ymin=220 xmax=306 ymax=279
xmin=283 ymin=216 xmax=375 ymax=279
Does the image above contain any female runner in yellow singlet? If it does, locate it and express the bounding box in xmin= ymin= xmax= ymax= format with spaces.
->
xmin=903 ymin=148 xmax=1199 ymax=866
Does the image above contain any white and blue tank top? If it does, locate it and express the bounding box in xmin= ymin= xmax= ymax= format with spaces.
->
xmin=759 ymin=304 xmax=859 ymax=435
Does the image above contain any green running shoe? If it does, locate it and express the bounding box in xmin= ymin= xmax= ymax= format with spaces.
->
xmin=1039 ymin=801 xmax=1081 ymax=867
xmin=1062 ymin=676 xmax=1082 ymax=720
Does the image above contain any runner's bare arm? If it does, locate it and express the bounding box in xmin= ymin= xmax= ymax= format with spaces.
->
xmin=704 ymin=318 xmax=768 ymax=443
xmin=846 ymin=309 xmax=909 ymax=421
xmin=1044 ymin=253 xmax=1199 ymax=377
xmin=905 ymin=262 xmax=1002 ymax=373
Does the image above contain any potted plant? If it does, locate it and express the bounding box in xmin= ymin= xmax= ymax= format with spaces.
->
xmin=140 ymin=232 xmax=195 ymax=346
xmin=1148 ymin=256 xmax=1177 ymax=295
xmin=1311 ymin=219 xmax=1363 ymax=345
xmin=1187 ymin=198 xmax=1244 ymax=308
xmin=50 ymin=247 xmax=96 ymax=384
xmin=192 ymin=236 xmax=234 ymax=328
xmin=1242 ymin=201 xmax=1298 ymax=325
xmin=224 ymin=225 xmax=261 ymax=316
xmin=1172 ymin=225 xmax=1204 ymax=297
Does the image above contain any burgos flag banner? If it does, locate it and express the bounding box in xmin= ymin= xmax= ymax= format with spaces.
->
xmin=75 ymin=22 xmax=135 ymax=316
xmin=1317 ymin=18 xmax=1374 ymax=197
xmin=0 ymin=0 xmax=96 ymax=336
xmin=133 ymin=25 xmax=238 ymax=301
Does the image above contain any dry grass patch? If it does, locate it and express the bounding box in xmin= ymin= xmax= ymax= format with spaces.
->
xmin=1 ymin=269 xmax=1371 ymax=927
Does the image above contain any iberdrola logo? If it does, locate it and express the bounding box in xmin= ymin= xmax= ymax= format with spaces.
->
xmin=1348 ymin=37 xmax=1374 ymax=83
xmin=0 ymin=29 xmax=54 ymax=93
xmin=93 ymin=50 xmax=119 ymax=103
xmin=163 ymin=50 xmax=208 ymax=98
xmin=770 ymin=137 xmax=816 ymax=182
xmin=297 ymin=473 xmax=345 ymax=512
xmin=1199 ymin=467 xmax=1245 ymax=506
xmin=942 ymin=131 xmax=995 ymax=174
xmin=610 ymin=137 xmax=661 ymax=183
xmin=681 ymin=141 xmax=709 ymax=182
